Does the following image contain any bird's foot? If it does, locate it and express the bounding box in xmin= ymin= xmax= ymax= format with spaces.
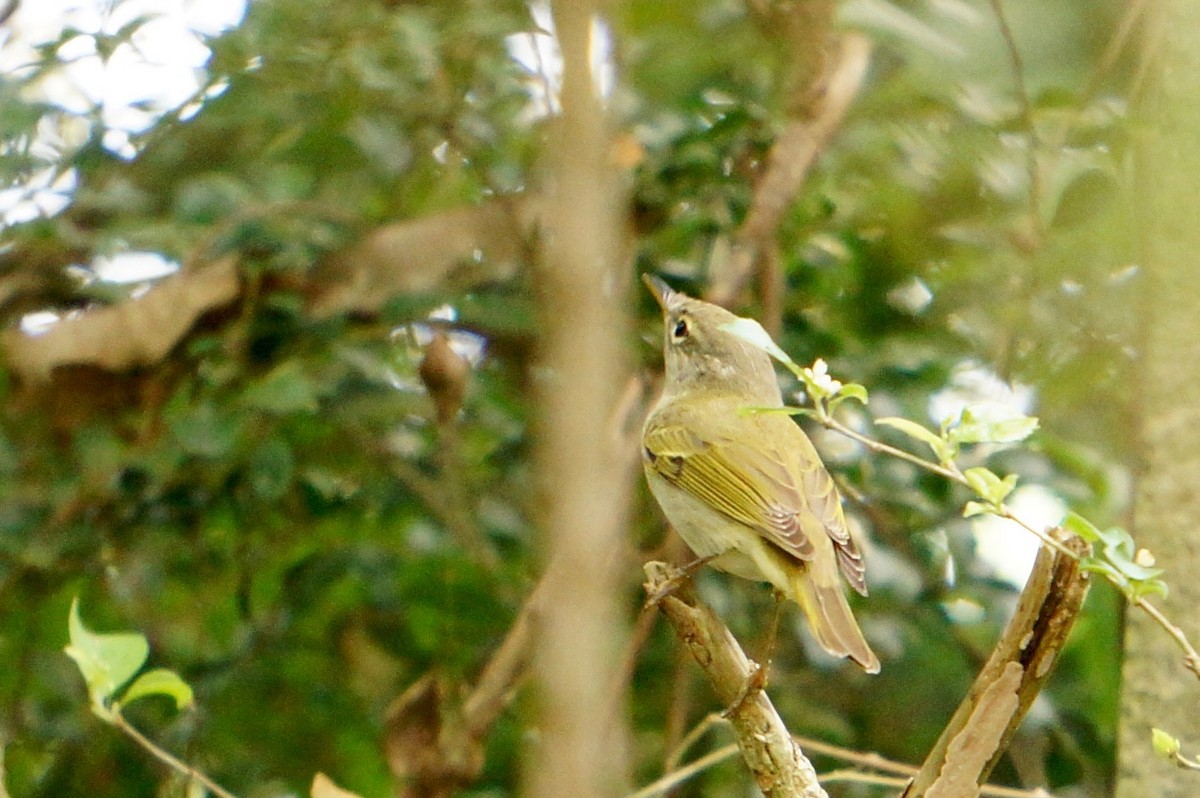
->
xmin=643 ymin=554 xmax=718 ymax=607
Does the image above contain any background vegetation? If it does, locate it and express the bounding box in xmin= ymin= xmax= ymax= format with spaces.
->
xmin=0 ymin=0 xmax=1162 ymax=796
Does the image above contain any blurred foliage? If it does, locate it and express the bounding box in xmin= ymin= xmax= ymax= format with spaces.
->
xmin=0 ymin=0 xmax=1137 ymax=796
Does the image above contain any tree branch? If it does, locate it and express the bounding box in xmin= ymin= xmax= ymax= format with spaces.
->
xmin=643 ymin=561 xmax=829 ymax=798
xmin=901 ymin=528 xmax=1090 ymax=797
xmin=707 ymin=32 xmax=872 ymax=329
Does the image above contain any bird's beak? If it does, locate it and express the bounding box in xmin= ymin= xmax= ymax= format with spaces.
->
xmin=641 ymin=273 xmax=676 ymax=313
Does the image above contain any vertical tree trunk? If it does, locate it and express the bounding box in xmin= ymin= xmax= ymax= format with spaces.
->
xmin=1117 ymin=2 xmax=1200 ymax=795
xmin=524 ymin=3 xmax=631 ymax=798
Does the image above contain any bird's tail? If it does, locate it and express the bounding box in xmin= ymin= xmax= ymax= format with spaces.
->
xmin=791 ymin=566 xmax=880 ymax=674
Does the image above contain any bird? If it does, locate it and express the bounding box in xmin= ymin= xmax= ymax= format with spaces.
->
xmin=641 ymin=274 xmax=879 ymax=673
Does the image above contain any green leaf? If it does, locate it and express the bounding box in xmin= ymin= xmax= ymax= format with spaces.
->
xmin=876 ymin=417 xmax=954 ymax=462
xmin=169 ymin=401 xmax=243 ymax=459
xmin=1152 ymin=728 xmax=1182 ymax=759
xmin=64 ymin=598 xmax=149 ymax=710
xmin=719 ymin=317 xmax=798 ymax=370
xmin=1062 ymin=511 xmax=1102 ymax=543
xmin=1104 ymin=544 xmax=1164 ymax=582
xmin=836 ymin=383 xmax=869 ymax=404
xmin=950 ymin=408 xmax=1039 ymax=444
xmin=963 ymin=500 xmax=991 ymax=518
xmin=247 ymin=437 xmax=295 ymax=500
xmin=962 ymin=467 xmax=1018 ymax=505
xmin=1131 ymin=578 xmax=1169 ymax=601
xmin=119 ymin=668 xmax=195 ymax=711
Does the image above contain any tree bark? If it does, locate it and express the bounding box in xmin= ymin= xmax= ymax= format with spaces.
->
xmin=523 ymin=2 xmax=632 ymax=798
xmin=1117 ymin=2 xmax=1200 ymax=795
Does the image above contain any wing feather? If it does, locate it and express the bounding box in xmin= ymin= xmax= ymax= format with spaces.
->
xmin=644 ymin=422 xmax=815 ymax=561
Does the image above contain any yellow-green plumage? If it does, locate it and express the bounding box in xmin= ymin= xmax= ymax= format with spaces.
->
xmin=641 ymin=275 xmax=879 ymax=673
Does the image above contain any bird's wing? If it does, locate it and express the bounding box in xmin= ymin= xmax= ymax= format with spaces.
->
xmin=795 ymin=446 xmax=867 ymax=596
xmin=643 ymin=421 xmax=816 ymax=561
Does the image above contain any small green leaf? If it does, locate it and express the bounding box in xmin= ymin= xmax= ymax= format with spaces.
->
xmin=1152 ymin=728 xmax=1182 ymax=759
xmin=719 ymin=317 xmax=797 ymax=369
xmin=64 ymin=598 xmax=149 ymax=709
xmin=949 ymin=408 xmax=1039 ymax=444
xmin=119 ymin=668 xmax=195 ymax=711
xmin=1131 ymin=578 xmax=1169 ymax=601
xmin=1080 ymin=557 xmax=1124 ymax=585
xmin=1063 ymin=511 xmax=1102 ymax=543
xmin=836 ymin=383 xmax=869 ymax=404
xmin=963 ymin=501 xmax=991 ymax=518
xmin=876 ymin=417 xmax=954 ymax=462
xmin=1104 ymin=545 xmax=1164 ymax=582
xmin=962 ymin=467 xmax=1018 ymax=505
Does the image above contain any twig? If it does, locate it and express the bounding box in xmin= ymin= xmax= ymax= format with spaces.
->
xmin=629 ymin=743 xmax=740 ymax=798
xmin=819 ymin=769 xmax=910 ymax=790
xmin=664 ymin=712 xmax=726 ymax=772
xmin=633 ymin=714 xmax=1059 ymax=798
xmin=1132 ymin=596 xmax=1200 ymax=678
xmin=816 ymin=413 xmax=1078 ymax=560
xmin=110 ymin=709 xmax=240 ymax=798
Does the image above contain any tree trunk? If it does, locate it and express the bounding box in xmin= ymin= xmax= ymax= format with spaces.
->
xmin=1117 ymin=2 xmax=1200 ymax=795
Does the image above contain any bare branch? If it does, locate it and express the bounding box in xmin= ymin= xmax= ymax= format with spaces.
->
xmin=901 ymin=529 xmax=1090 ymax=797
xmin=643 ymin=561 xmax=829 ymax=798
xmin=707 ymin=32 xmax=872 ymax=323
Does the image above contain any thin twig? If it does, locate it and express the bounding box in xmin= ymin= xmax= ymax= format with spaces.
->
xmin=817 ymin=415 xmax=964 ymax=483
xmin=822 ymin=768 xmax=1054 ymax=797
xmin=629 ymin=743 xmax=741 ymax=798
xmin=665 ymin=712 xmax=726 ymax=772
xmin=1132 ymin=596 xmax=1200 ymax=677
xmin=794 ymin=734 xmax=918 ymax=777
xmin=110 ymin=709 xmax=240 ymax=798
xmin=819 ymin=769 xmax=910 ymax=789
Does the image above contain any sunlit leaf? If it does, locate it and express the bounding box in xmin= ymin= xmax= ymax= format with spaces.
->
xmin=876 ymin=417 xmax=954 ymax=462
xmin=719 ymin=317 xmax=797 ymax=369
xmin=950 ymin=408 xmax=1039 ymax=444
xmin=1063 ymin=511 xmax=1102 ymax=543
xmin=64 ymin=598 xmax=149 ymax=709
xmin=1152 ymin=728 xmax=1182 ymax=759
xmin=962 ymin=467 xmax=1018 ymax=505
xmin=119 ymin=668 xmax=195 ymax=711
xmin=242 ymin=361 xmax=320 ymax=415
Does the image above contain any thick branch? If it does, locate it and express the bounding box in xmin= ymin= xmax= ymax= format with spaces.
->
xmin=902 ymin=529 xmax=1090 ymax=798
xmin=643 ymin=561 xmax=828 ymax=798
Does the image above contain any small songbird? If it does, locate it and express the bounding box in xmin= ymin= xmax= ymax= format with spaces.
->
xmin=641 ymin=274 xmax=879 ymax=673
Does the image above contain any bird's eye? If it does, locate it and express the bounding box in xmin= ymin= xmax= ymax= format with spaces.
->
xmin=672 ymin=318 xmax=690 ymax=340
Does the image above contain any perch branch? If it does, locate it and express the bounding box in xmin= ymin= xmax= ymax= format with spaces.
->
xmin=643 ymin=561 xmax=829 ymax=798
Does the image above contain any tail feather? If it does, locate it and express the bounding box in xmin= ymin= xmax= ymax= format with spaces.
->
xmin=791 ymin=568 xmax=880 ymax=674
